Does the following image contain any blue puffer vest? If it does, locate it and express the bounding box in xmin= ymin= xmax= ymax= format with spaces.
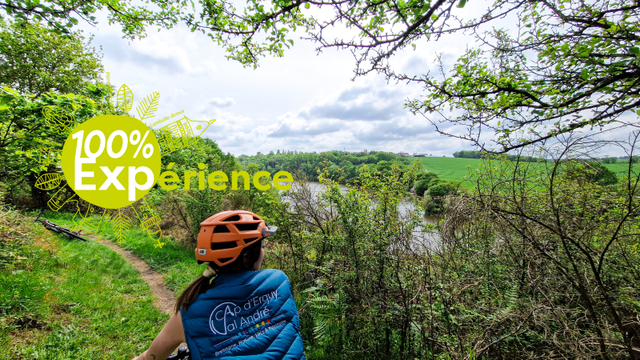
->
xmin=180 ymin=269 xmax=305 ymax=360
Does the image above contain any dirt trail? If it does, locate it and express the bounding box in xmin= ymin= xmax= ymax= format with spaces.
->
xmin=93 ymin=236 xmax=176 ymax=314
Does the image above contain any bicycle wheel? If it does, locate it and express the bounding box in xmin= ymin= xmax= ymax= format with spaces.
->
xmin=45 ymin=223 xmax=62 ymax=233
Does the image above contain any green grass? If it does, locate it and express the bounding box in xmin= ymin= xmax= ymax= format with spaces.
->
xmin=411 ymin=157 xmax=484 ymax=182
xmin=411 ymin=157 xmax=640 ymax=183
xmin=46 ymin=211 xmax=203 ymax=296
xmin=0 ymin=209 xmax=167 ymax=359
xmin=601 ymin=162 xmax=640 ymax=177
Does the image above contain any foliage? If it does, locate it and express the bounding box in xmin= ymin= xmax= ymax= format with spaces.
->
xmin=415 ymin=179 xmax=430 ymax=196
xmin=238 ymin=150 xmax=414 ymax=185
xmin=454 ymin=150 xmax=543 ymax=163
xmin=264 ymin=163 xmax=449 ymax=359
xmin=415 ymin=171 xmax=442 ymax=197
xmin=422 ymin=180 xmax=458 ymax=215
xmin=427 ymin=182 xmax=454 ymax=197
xmin=0 ymin=0 xmax=188 ymax=38
xmin=0 ymin=20 xmax=103 ymax=96
xmin=436 ymin=138 xmax=640 ymax=358
xmin=0 ymin=84 xmax=112 ymax=206
xmin=4 ymin=1 xmax=636 ymax=153
xmin=453 ymin=150 xmax=484 ymax=159
xmin=152 ymin=137 xmax=238 ymax=245
xmin=406 ymin=0 xmax=640 ymax=152
xmin=566 ymin=160 xmax=619 ymax=186
xmin=0 ymin=0 xmax=309 ymax=64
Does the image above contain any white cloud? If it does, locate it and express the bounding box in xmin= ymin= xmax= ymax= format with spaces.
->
xmin=206 ymin=97 xmax=236 ymax=108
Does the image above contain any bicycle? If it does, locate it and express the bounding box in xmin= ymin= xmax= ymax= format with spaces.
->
xmin=34 ymin=209 xmax=88 ymax=242
xmin=167 ymin=346 xmax=190 ymax=360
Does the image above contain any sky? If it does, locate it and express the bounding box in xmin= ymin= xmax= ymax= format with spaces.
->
xmin=75 ymin=2 xmax=635 ymax=159
xmin=73 ymin=3 xmax=484 ymax=158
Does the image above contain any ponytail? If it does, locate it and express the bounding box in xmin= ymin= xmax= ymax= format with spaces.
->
xmin=175 ymin=239 xmax=262 ymax=313
xmin=175 ymin=275 xmax=215 ymax=313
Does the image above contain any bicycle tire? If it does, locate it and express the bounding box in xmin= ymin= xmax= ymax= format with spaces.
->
xmin=45 ymin=223 xmax=62 ymax=233
xmin=59 ymin=228 xmax=88 ymax=242
xmin=69 ymin=232 xmax=88 ymax=242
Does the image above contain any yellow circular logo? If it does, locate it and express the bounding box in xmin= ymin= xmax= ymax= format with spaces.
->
xmin=61 ymin=115 xmax=161 ymax=209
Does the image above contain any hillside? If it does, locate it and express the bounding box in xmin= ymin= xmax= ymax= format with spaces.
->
xmin=411 ymin=157 xmax=639 ymax=183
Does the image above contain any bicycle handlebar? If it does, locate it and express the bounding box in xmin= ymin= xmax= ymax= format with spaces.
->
xmin=167 ymin=346 xmax=190 ymax=360
xmin=34 ymin=208 xmax=46 ymax=223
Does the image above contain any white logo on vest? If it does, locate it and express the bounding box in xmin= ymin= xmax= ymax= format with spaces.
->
xmin=208 ymin=290 xmax=278 ymax=336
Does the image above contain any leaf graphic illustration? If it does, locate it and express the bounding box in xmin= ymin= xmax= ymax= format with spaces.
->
xmin=26 ymin=147 xmax=57 ymax=165
xmin=116 ymin=84 xmax=134 ymax=113
xmin=42 ymin=106 xmax=74 ymax=134
xmin=136 ymin=91 xmax=160 ymax=121
xmin=112 ymin=209 xmax=131 ymax=244
xmin=153 ymin=239 xmax=165 ymax=249
xmin=34 ymin=173 xmax=62 ymax=191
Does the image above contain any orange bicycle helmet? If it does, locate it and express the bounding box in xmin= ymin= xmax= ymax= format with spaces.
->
xmin=195 ymin=210 xmax=277 ymax=266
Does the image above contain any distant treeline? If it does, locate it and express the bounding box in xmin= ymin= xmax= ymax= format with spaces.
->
xmin=237 ymin=150 xmax=413 ymax=184
xmin=599 ymin=156 xmax=640 ymax=164
xmin=453 ymin=150 xmax=639 ymax=164
xmin=453 ymin=150 xmax=544 ymax=162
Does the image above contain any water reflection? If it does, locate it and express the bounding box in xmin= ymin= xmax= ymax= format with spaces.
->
xmin=281 ymin=182 xmax=442 ymax=250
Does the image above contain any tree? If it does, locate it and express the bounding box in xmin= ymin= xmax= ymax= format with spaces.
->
xmin=0 ymin=0 xmax=185 ymax=38
xmin=0 ymin=0 xmax=307 ymax=64
xmin=408 ymin=0 xmax=640 ymax=153
xmin=0 ymin=20 xmax=103 ymax=96
xmin=155 ymin=137 xmax=239 ymax=244
xmin=566 ymin=160 xmax=619 ymax=186
xmin=0 ymin=83 xmax=112 ymax=205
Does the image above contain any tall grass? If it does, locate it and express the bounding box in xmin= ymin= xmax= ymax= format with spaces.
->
xmin=0 ymin=208 xmax=168 ymax=358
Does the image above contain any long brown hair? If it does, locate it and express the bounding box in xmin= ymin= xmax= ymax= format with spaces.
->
xmin=175 ymin=239 xmax=262 ymax=313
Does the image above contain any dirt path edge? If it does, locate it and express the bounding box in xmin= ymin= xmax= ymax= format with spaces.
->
xmin=97 ymin=237 xmax=176 ymax=315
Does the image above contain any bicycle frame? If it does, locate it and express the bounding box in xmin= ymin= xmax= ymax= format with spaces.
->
xmin=35 ymin=209 xmax=88 ymax=242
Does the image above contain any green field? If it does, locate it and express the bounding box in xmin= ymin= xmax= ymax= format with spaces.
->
xmin=410 ymin=157 xmax=639 ymax=183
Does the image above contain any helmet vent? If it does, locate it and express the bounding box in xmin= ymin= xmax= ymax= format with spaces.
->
xmin=218 ymin=257 xmax=233 ymax=264
xmin=213 ymin=225 xmax=230 ymax=233
xmin=236 ymin=223 xmax=259 ymax=231
xmin=211 ymin=242 xmax=237 ymax=250
xmin=243 ymin=237 xmax=259 ymax=245
xmin=223 ymin=215 xmax=241 ymax=222
xmin=253 ymin=216 xmax=260 ymax=220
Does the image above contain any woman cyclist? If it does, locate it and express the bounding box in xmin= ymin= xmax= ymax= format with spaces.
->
xmin=133 ymin=210 xmax=305 ymax=360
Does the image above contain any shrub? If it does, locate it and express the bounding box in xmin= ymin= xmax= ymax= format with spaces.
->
xmin=415 ymin=179 xmax=430 ymax=196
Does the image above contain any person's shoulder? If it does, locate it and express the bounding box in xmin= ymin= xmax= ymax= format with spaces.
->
xmin=255 ymin=269 xmax=290 ymax=283
xmin=256 ymin=268 xmax=287 ymax=278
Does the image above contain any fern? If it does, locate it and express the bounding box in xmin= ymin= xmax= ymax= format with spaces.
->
xmin=112 ymin=208 xmax=131 ymax=244
xmin=116 ymin=84 xmax=134 ymax=113
xmin=308 ymin=293 xmax=343 ymax=345
xmin=494 ymin=284 xmax=519 ymax=319
xmin=136 ymin=91 xmax=160 ymax=121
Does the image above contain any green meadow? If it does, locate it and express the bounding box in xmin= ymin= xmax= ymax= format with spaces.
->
xmin=411 ymin=157 xmax=639 ymax=183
